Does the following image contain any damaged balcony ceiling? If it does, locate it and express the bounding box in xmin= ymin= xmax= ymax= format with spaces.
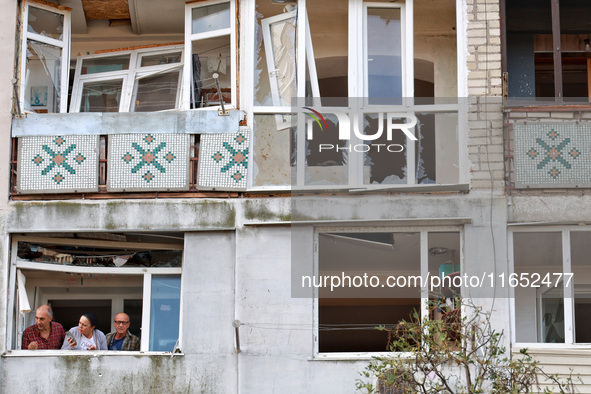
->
xmin=59 ymin=0 xmax=186 ymax=35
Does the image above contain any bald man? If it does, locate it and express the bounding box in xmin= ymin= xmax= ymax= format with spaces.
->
xmin=106 ymin=312 xmax=140 ymax=351
xmin=22 ymin=305 xmax=66 ymax=350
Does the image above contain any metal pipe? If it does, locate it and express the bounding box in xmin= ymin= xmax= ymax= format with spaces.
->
xmin=213 ymin=73 xmax=227 ymax=115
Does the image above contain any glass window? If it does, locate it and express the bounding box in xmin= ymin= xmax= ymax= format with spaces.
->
xmin=71 ymin=45 xmax=184 ymax=112
xmin=27 ymin=6 xmax=65 ymax=41
xmin=366 ymin=8 xmax=402 ymax=99
xmin=81 ymin=55 xmax=131 ymax=75
xmin=20 ymin=3 xmax=70 ymax=114
xmin=254 ymin=1 xmax=297 ymax=106
xmin=317 ymin=230 xmax=460 ymax=353
xmin=140 ymin=52 xmax=182 ymax=67
xmin=513 ymin=232 xmax=565 ymax=343
xmin=25 ymin=41 xmax=62 ymax=113
xmin=12 ymin=234 xmax=183 ymax=352
xmin=192 ymin=36 xmax=232 ymax=107
xmin=191 ymin=3 xmax=231 ymax=35
xmin=80 ymin=79 xmax=124 ymax=112
xmin=132 ymin=71 xmax=181 ymax=112
xmin=149 ymin=275 xmax=181 ymax=352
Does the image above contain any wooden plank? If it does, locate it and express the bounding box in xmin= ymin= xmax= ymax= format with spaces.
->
xmin=94 ymin=42 xmax=184 ymax=54
xmin=27 ymin=0 xmax=72 ymax=11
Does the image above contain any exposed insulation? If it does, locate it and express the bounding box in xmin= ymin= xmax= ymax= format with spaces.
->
xmin=82 ymin=0 xmax=130 ymax=20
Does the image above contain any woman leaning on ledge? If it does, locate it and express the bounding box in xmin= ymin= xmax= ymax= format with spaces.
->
xmin=61 ymin=312 xmax=108 ymax=350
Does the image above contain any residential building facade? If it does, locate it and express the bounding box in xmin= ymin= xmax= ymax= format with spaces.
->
xmin=0 ymin=0 xmax=589 ymax=392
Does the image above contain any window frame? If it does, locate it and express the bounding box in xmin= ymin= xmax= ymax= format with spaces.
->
xmin=244 ymin=0 xmax=469 ymax=192
xmin=7 ymin=235 xmax=183 ymax=354
xmin=313 ymin=225 xmax=464 ymax=359
xmin=508 ymin=226 xmax=591 ymax=348
xmin=183 ymin=0 xmax=237 ymax=111
xmin=19 ymin=1 xmax=71 ymax=114
xmin=69 ymin=45 xmax=185 ymax=113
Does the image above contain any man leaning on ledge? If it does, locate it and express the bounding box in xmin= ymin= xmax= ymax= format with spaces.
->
xmin=22 ymin=305 xmax=66 ymax=350
xmin=106 ymin=312 xmax=141 ymax=351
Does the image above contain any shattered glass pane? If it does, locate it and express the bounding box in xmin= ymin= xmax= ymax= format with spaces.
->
xmin=192 ymin=36 xmax=232 ymax=107
xmin=192 ymin=2 xmax=231 ymax=35
xmin=81 ymin=55 xmax=130 ymax=75
xmin=27 ymin=6 xmax=64 ymax=41
xmin=254 ymin=1 xmax=297 ymax=106
xmin=140 ymin=52 xmax=182 ymax=67
xmin=363 ymin=114 xmax=407 ymax=185
xmin=80 ymin=79 xmax=123 ymax=112
xmin=415 ymin=112 xmax=459 ymax=184
xmin=132 ymin=71 xmax=181 ymax=112
xmin=25 ymin=41 xmax=61 ymax=112
xmin=305 ymin=114 xmax=349 ymax=186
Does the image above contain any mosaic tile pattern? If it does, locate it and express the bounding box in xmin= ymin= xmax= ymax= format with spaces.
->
xmin=108 ymin=133 xmax=190 ymax=191
xmin=198 ymin=132 xmax=249 ymax=191
xmin=17 ymin=135 xmax=99 ymax=193
xmin=514 ymin=123 xmax=591 ymax=188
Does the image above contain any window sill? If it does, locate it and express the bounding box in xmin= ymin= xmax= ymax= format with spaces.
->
xmin=11 ymin=110 xmax=243 ymax=137
xmin=309 ymin=351 xmax=415 ymax=361
xmin=246 ymin=183 xmax=470 ymax=194
xmin=512 ymin=343 xmax=591 ymax=354
xmin=2 ymin=350 xmax=184 ymax=357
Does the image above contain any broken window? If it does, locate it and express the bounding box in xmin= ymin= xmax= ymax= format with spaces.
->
xmin=512 ymin=229 xmax=591 ymax=344
xmin=365 ymin=6 xmax=403 ymax=100
xmin=19 ymin=1 xmax=70 ymax=114
xmin=248 ymin=0 xmax=462 ymax=191
xmin=317 ymin=229 xmax=461 ymax=353
xmin=186 ymin=0 xmax=236 ymax=109
xmin=506 ymin=0 xmax=591 ymax=100
xmin=70 ymin=45 xmax=184 ymax=113
xmin=10 ymin=233 xmax=183 ymax=352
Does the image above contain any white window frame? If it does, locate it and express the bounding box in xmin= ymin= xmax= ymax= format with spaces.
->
xmin=313 ymin=226 xmax=463 ymax=359
xmin=361 ymin=2 xmax=409 ymax=99
xmin=183 ymin=0 xmax=237 ymax=111
xmin=244 ymin=0 xmax=468 ymax=192
xmin=69 ymin=45 xmax=184 ymax=113
xmin=7 ymin=235 xmax=183 ymax=354
xmin=508 ymin=226 xmax=591 ymax=349
xmin=19 ymin=1 xmax=71 ymax=114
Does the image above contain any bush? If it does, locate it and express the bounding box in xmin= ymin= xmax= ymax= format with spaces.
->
xmin=356 ymin=300 xmax=579 ymax=393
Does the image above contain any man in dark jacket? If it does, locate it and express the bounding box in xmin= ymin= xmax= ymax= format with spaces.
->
xmin=106 ymin=312 xmax=140 ymax=351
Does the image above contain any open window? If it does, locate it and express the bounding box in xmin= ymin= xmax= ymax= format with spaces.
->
xmin=19 ymin=1 xmax=71 ymax=114
xmin=248 ymin=0 xmax=462 ymax=191
xmin=184 ymin=0 xmax=236 ymax=109
xmin=316 ymin=229 xmax=461 ymax=354
xmin=69 ymin=45 xmax=184 ymax=113
xmin=10 ymin=233 xmax=183 ymax=352
xmin=505 ymin=0 xmax=591 ymax=100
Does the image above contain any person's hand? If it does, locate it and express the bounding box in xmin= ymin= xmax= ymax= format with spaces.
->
xmin=67 ymin=336 xmax=77 ymax=349
xmin=87 ymin=344 xmax=96 ymax=350
xmin=28 ymin=341 xmax=38 ymax=350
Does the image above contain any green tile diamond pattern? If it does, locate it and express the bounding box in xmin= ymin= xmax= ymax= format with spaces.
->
xmin=514 ymin=123 xmax=591 ymax=188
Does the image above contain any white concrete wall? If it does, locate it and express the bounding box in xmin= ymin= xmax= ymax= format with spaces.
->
xmin=0 ymin=195 xmax=511 ymax=393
